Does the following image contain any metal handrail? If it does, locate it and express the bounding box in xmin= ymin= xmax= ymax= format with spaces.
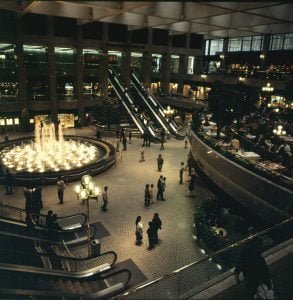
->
xmin=115 ymin=217 xmax=293 ymax=298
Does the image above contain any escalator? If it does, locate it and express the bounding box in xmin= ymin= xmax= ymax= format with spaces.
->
xmin=0 ymin=263 xmax=131 ymax=299
xmin=108 ymin=68 xmax=147 ymax=137
xmin=0 ymin=203 xmax=96 ymax=247
xmin=109 ymin=67 xmax=161 ymax=142
xmin=131 ymin=68 xmax=183 ymax=139
xmin=0 ymin=230 xmax=128 ymax=298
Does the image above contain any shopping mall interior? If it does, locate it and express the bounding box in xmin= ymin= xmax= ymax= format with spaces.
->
xmin=0 ymin=1 xmax=292 ymax=299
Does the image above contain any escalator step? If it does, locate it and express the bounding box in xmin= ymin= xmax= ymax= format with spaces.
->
xmin=80 ymin=281 xmax=93 ymax=293
xmin=87 ymin=280 xmax=102 ymax=292
xmin=72 ymin=280 xmax=84 ymax=294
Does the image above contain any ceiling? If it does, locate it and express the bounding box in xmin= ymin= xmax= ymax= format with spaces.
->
xmin=1 ymin=1 xmax=292 ymax=38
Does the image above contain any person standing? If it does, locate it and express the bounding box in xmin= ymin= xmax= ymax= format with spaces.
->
xmin=187 ymin=168 xmax=196 ymax=196
xmin=184 ymin=134 xmax=189 ymax=149
xmin=147 ymin=221 xmax=156 ymax=250
xmin=115 ymin=137 xmax=120 ymax=152
xmin=157 ymin=154 xmax=164 ymax=172
xmin=135 ymin=216 xmax=143 ymax=245
xmin=179 ymin=162 xmax=185 ymax=184
xmin=57 ymin=176 xmax=65 ymax=204
xmin=160 ymin=138 xmax=165 ymax=150
xmin=129 ymin=129 xmax=132 ymax=144
xmin=32 ymin=186 xmax=43 ymax=224
xmin=101 ymin=186 xmax=108 ymax=211
xmin=140 ymin=145 xmax=145 ymax=162
xmin=150 ymin=184 xmax=155 ymax=203
xmin=144 ymin=184 xmax=151 ymax=208
xmin=234 ymin=239 xmax=272 ymax=299
xmin=24 ymin=186 xmax=33 ymax=214
xmin=152 ymin=213 xmax=162 ymax=245
xmin=156 ymin=175 xmax=165 ymax=201
xmin=4 ymin=169 xmax=13 ymax=195
xmin=122 ymin=135 xmax=127 ymax=151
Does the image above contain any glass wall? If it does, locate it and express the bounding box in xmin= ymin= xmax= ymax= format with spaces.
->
xmin=250 ymin=35 xmax=263 ymax=51
xmin=55 ymin=47 xmax=76 ymax=101
xmin=270 ymin=33 xmax=293 ymax=50
xmin=228 ymin=38 xmax=242 ymax=52
xmin=170 ymin=55 xmax=179 ymax=73
xmin=83 ymin=49 xmax=100 ymax=100
xmin=0 ymin=43 xmax=18 ymax=103
xmin=24 ymin=45 xmax=48 ymax=101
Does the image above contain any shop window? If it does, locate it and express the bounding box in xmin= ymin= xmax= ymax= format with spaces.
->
xmin=187 ymin=56 xmax=194 ymax=74
xmin=209 ymin=39 xmax=223 ymax=55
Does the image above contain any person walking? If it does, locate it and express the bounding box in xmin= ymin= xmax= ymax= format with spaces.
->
xmin=57 ymin=176 xmax=65 ymax=204
xmin=4 ymin=169 xmax=13 ymax=195
xmin=160 ymin=138 xmax=165 ymax=150
xmin=144 ymin=184 xmax=151 ymax=208
xmin=152 ymin=213 xmax=162 ymax=245
xmin=101 ymin=186 xmax=109 ymax=211
xmin=147 ymin=221 xmax=156 ymax=250
xmin=135 ymin=216 xmax=143 ymax=245
xmin=139 ymin=145 xmax=145 ymax=162
xmin=162 ymin=177 xmax=167 ymax=199
xmin=157 ymin=154 xmax=164 ymax=172
xmin=179 ymin=162 xmax=185 ymax=184
xmin=24 ymin=186 xmax=33 ymax=214
xmin=150 ymin=184 xmax=155 ymax=203
xmin=156 ymin=175 xmax=165 ymax=201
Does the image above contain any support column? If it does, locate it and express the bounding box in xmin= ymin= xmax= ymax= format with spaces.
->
xmin=99 ymin=23 xmax=108 ymax=101
xmin=178 ymin=54 xmax=187 ymax=94
xmin=121 ymin=50 xmax=131 ymax=88
xmin=15 ymin=15 xmax=28 ymax=111
xmin=261 ymin=33 xmax=271 ymax=70
xmin=142 ymin=28 xmax=153 ymax=88
xmin=161 ymin=53 xmax=171 ymax=95
xmin=47 ymin=16 xmax=58 ymax=124
xmin=76 ymin=24 xmax=84 ymax=125
xmin=221 ymin=37 xmax=229 ymax=70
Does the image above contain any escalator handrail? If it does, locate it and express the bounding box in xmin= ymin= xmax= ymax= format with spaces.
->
xmin=0 ymin=202 xmax=88 ymax=226
xmin=0 ymin=268 xmax=132 ymax=299
xmin=0 ymin=215 xmax=95 ymax=240
xmin=0 ymin=247 xmax=118 ymax=267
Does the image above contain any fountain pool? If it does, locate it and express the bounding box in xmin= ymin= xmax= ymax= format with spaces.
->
xmin=0 ymin=123 xmax=116 ymax=185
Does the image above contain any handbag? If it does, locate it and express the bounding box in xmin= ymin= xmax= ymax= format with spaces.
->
xmin=254 ymin=282 xmax=275 ymax=300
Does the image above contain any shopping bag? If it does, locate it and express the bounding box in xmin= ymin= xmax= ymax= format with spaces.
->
xmin=254 ymin=283 xmax=275 ymax=299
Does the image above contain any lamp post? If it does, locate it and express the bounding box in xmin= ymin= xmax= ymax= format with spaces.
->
xmin=262 ymin=83 xmax=274 ymax=107
xmin=74 ymin=175 xmax=99 ymax=256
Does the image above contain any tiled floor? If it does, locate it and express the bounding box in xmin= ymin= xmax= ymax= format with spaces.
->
xmin=2 ymin=127 xmax=216 ymax=287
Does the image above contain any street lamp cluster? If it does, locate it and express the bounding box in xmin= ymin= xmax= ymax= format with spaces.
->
xmin=273 ymin=125 xmax=286 ymax=136
xmin=75 ymin=175 xmax=100 ymax=256
xmin=262 ymin=83 xmax=274 ymax=93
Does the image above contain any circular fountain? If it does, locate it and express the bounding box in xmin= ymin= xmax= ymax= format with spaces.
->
xmin=0 ymin=123 xmax=116 ymax=185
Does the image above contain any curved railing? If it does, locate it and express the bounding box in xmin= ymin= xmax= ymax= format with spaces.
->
xmin=195 ymin=130 xmax=293 ymax=192
xmin=115 ymin=217 xmax=292 ymax=299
